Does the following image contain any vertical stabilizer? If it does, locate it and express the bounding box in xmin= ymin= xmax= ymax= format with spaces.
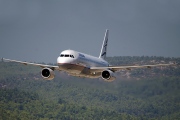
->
xmin=99 ymin=29 xmax=109 ymax=59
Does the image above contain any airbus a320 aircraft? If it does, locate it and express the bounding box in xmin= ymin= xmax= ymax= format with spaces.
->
xmin=3 ymin=30 xmax=176 ymax=82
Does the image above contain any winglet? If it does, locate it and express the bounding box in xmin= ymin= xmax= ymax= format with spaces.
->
xmin=99 ymin=29 xmax=109 ymax=59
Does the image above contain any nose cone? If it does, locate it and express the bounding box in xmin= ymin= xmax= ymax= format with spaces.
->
xmin=57 ymin=57 xmax=66 ymax=64
xmin=57 ymin=57 xmax=74 ymax=64
xmin=57 ymin=50 xmax=78 ymax=64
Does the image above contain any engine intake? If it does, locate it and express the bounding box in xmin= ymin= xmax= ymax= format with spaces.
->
xmin=41 ymin=68 xmax=55 ymax=80
xmin=101 ymin=70 xmax=116 ymax=82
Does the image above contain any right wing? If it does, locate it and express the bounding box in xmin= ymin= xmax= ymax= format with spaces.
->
xmin=2 ymin=58 xmax=59 ymax=70
xmin=90 ymin=63 xmax=176 ymax=72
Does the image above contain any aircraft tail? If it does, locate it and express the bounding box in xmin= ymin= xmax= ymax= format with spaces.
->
xmin=99 ymin=29 xmax=109 ymax=59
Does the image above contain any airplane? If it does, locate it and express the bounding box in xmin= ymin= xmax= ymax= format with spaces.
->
xmin=2 ymin=30 xmax=176 ymax=82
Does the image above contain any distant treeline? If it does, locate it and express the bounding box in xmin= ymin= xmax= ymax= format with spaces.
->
xmin=0 ymin=56 xmax=180 ymax=119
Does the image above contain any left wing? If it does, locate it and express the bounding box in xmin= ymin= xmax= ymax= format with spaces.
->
xmin=90 ymin=63 xmax=176 ymax=72
xmin=2 ymin=58 xmax=59 ymax=70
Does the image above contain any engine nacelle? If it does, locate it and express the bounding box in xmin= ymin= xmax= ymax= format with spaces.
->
xmin=101 ymin=70 xmax=116 ymax=82
xmin=41 ymin=68 xmax=55 ymax=80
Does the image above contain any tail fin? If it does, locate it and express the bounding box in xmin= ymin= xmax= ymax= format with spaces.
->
xmin=99 ymin=29 xmax=109 ymax=59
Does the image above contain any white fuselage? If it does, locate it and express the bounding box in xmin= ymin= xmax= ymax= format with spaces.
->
xmin=57 ymin=50 xmax=109 ymax=78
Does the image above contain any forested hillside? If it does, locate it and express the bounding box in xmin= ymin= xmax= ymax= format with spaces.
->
xmin=0 ymin=56 xmax=180 ymax=120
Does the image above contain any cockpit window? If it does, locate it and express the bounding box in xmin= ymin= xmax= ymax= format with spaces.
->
xmin=60 ymin=54 xmax=64 ymax=57
xmin=65 ymin=55 xmax=69 ymax=57
xmin=60 ymin=54 xmax=74 ymax=58
xmin=70 ymin=55 xmax=74 ymax=58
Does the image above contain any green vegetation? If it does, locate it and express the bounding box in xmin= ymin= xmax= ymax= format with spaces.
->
xmin=0 ymin=56 xmax=180 ymax=119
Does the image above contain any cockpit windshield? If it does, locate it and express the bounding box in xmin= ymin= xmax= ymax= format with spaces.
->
xmin=60 ymin=54 xmax=74 ymax=58
xmin=65 ymin=55 xmax=69 ymax=57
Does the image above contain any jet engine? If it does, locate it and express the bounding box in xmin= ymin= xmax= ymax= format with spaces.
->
xmin=41 ymin=68 xmax=55 ymax=80
xmin=101 ymin=70 xmax=116 ymax=82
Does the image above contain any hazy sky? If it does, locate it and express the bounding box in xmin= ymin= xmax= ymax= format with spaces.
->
xmin=0 ymin=0 xmax=180 ymax=63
